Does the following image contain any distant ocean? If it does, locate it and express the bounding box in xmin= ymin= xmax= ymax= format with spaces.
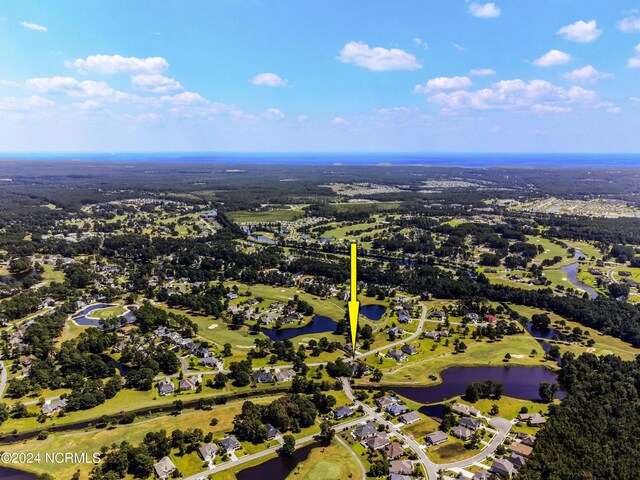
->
xmin=2 ymin=152 xmax=640 ymax=168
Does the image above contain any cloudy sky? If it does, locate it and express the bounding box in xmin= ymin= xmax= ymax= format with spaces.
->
xmin=2 ymin=0 xmax=640 ymax=152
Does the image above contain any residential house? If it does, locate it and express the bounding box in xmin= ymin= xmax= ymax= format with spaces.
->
xmin=401 ymin=344 xmax=418 ymax=356
xmin=157 ymin=380 xmax=175 ymax=396
xmin=388 ymin=327 xmax=406 ymax=337
xmin=352 ymin=422 xmax=377 ymax=440
xmin=517 ymin=413 xmax=546 ymax=426
xmin=41 ymin=399 xmax=68 ymax=416
xmin=459 ymin=417 xmax=482 ymax=431
xmin=398 ymin=311 xmax=412 ymax=324
xmin=387 ymin=404 xmax=409 ymax=417
xmin=179 ymin=376 xmax=198 ymax=391
xmin=472 ymin=471 xmax=491 ymax=480
xmin=508 ymin=442 xmax=533 ymax=458
xmin=425 ymin=431 xmax=449 ymax=446
xmin=375 ymin=395 xmax=396 ymax=409
xmin=365 ymin=432 xmax=390 ymax=450
xmin=382 ymin=443 xmax=404 ymax=460
xmin=389 ymin=460 xmax=413 ymax=476
xmin=334 ymin=406 xmax=354 ymax=420
xmin=508 ymin=454 xmax=527 ymax=468
xmin=274 ymin=369 xmax=296 ymax=382
xmin=451 ymin=426 xmax=472 ymax=440
xmin=399 ymin=411 xmax=421 ymax=425
xmin=198 ymin=443 xmax=219 ymax=462
xmin=517 ymin=433 xmax=536 ymax=447
xmin=386 ymin=349 xmax=407 ymax=362
xmin=220 ymin=436 xmax=241 ymax=453
xmin=452 ymin=403 xmax=480 ymax=417
xmin=199 ymin=357 xmax=223 ymax=370
xmin=491 ymin=458 xmax=516 ymax=478
xmin=253 ymin=371 xmax=274 ymax=383
xmin=265 ymin=423 xmax=281 ymax=441
xmin=153 ymin=456 xmax=177 ymax=479
xmin=426 ymin=330 xmax=449 ymax=340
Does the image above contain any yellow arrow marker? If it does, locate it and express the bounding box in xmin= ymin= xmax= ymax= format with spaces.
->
xmin=348 ymin=242 xmax=360 ymax=356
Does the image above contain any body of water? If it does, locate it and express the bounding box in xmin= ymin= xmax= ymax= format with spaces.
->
xmin=72 ymin=304 xmax=137 ymax=328
xmin=236 ymin=442 xmax=321 ymax=480
xmin=260 ymin=315 xmax=337 ymax=341
xmin=560 ymin=249 xmax=598 ymax=299
xmin=524 ymin=322 xmax=561 ymax=340
xmin=0 ymin=467 xmax=36 ymax=479
xmin=393 ymin=366 xmax=563 ymax=404
xmin=360 ymin=304 xmax=386 ymax=320
xmin=9 ymin=152 xmax=640 ymax=168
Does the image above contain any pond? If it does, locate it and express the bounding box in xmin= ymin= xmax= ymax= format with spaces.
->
xmin=393 ymin=366 xmax=563 ymax=404
xmin=360 ymin=304 xmax=386 ymax=320
xmin=236 ymin=441 xmax=322 ymax=480
xmin=0 ymin=467 xmax=36 ymax=480
xmin=72 ymin=304 xmax=137 ymax=328
xmin=252 ymin=235 xmax=277 ymax=244
xmin=560 ymin=249 xmax=598 ymax=299
xmin=524 ymin=322 xmax=561 ymax=340
xmin=260 ymin=315 xmax=337 ymax=341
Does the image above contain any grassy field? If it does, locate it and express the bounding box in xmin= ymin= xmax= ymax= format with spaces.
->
xmin=228 ymin=209 xmax=304 ymax=223
xmin=528 ymin=236 xmax=568 ymax=262
xmin=284 ymin=439 xmax=363 ymax=480
xmin=0 ymin=399 xmax=264 ymax=478
xmin=89 ymin=305 xmax=127 ymax=319
xmin=377 ymin=334 xmax=553 ymax=385
xmin=426 ymin=438 xmax=471 ymax=463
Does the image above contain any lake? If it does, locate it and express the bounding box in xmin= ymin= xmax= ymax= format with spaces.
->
xmin=236 ymin=442 xmax=321 ymax=480
xmin=393 ymin=366 xmax=563 ymax=404
xmin=524 ymin=322 xmax=561 ymax=340
xmin=0 ymin=467 xmax=36 ymax=480
xmin=360 ymin=304 xmax=386 ymax=320
xmin=560 ymin=249 xmax=598 ymax=299
xmin=72 ymin=304 xmax=137 ymax=328
xmin=261 ymin=315 xmax=337 ymax=341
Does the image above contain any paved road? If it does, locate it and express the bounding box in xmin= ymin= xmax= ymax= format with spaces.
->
xmin=341 ymin=377 xmax=440 ymax=480
xmin=439 ymin=417 xmax=512 ymax=470
xmin=0 ymin=361 xmax=7 ymax=399
xmin=183 ymin=414 xmax=373 ymax=480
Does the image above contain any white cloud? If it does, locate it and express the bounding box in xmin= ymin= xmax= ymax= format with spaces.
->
xmin=131 ymin=74 xmax=183 ymax=93
xmin=337 ymin=41 xmax=421 ymax=71
xmin=630 ymin=97 xmax=640 ymax=105
xmin=470 ymin=68 xmax=496 ymax=76
xmin=618 ymin=16 xmax=640 ymax=33
xmin=440 ymin=108 xmax=458 ymax=117
xmin=557 ymin=20 xmax=601 ymax=43
xmin=251 ymin=73 xmax=289 ymax=88
xmin=628 ymin=44 xmax=640 ymax=68
xmin=124 ymin=112 xmax=161 ymax=122
xmin=468 ymin=3 xmax=501 ymax=18
xmin=531 ymin=104 xmax=572 ymax=113
xmin=533 ymin=50 xmax=571 ymax=67
xmin=72 ymin=99 xmax=104 ymax=111
xmin=452 ymin=43 xmax=466 ymax=52
xmin=428 ymin=79 xmax=598 ymax=112
xmin=66 ymin=54 xmax=169 ymax=75
xmin=331 ymin=117 xmax=348 ymax=125
xmin=19 ymin=21 xmax=47 ymax=32
xmin=0 ymin=95 xmax=55 ymax=111
xmin=0 ymin=80 xmax=20 ymax=87
xmin=414 ymin=76 xmax=472 ymax=93
xmin=563 ymin=65 xmax=612 ymax=83
xmin=297 ymin=114 xmax=308 ymax=123
xmin=263 ymin=108 xmax=285 ymax=120
xmin=160 ymin=91 xmax=207 ymax=106
xmin=26 ymin=76 xmax=131 ymax=100
xmin=414 ymin=38 xmax=429 ymax=50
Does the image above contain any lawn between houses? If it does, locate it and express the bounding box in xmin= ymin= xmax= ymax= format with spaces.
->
xmin=0 ymin=398 xmax=275 ymax=479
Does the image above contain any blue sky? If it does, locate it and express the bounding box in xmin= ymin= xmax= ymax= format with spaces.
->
xmin=1 ymin=0 xmax=640 ymax=152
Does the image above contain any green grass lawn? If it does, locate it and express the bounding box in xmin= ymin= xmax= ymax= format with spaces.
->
xmin=377 ymin=334 xmax=554 ymax=385
xmin=88 ymin=305 xmax=127 ymax=319
xmin=426 ymin=437 xmax=474 ymax=463
xmin=228 ymin=209 xmax=304 ymax=223
xmin=528 ymin=236 xmax=568 ymax=262
xmin=284 ymin=439 xmax=364 ymax=480
xmin=0 ymin=399 xmax=262 ymax=478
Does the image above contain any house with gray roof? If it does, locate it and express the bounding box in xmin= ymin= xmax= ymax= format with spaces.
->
xmin=334 ymin=405 xmax=354 ymax=420
xmin=157 ymin=380 xmax=175 ymax=396
xmin=492 ymin=458 xmax=516 ymax=478
xmin=399 ymin=411 xmax=421 ymax=425
xmin=220 ymin=436 xmax=241 ymax=453
xmin=426 ymin=430 xmax=449 ymax=446
xmin=153 ymin=456 xmax=176 ymax=479
xmin=389 ymin=460 xmax=413 ymax=475
xmin=352 ymin=422 xmax=377 ymax=440
xmin=451 ymin=426 xmax=472 ymax=440
xmin=198 ymin=443 xmax=219 ymax=462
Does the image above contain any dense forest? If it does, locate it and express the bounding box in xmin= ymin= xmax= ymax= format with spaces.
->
xmin=517 ymin=353 xmax=640 ymax=480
